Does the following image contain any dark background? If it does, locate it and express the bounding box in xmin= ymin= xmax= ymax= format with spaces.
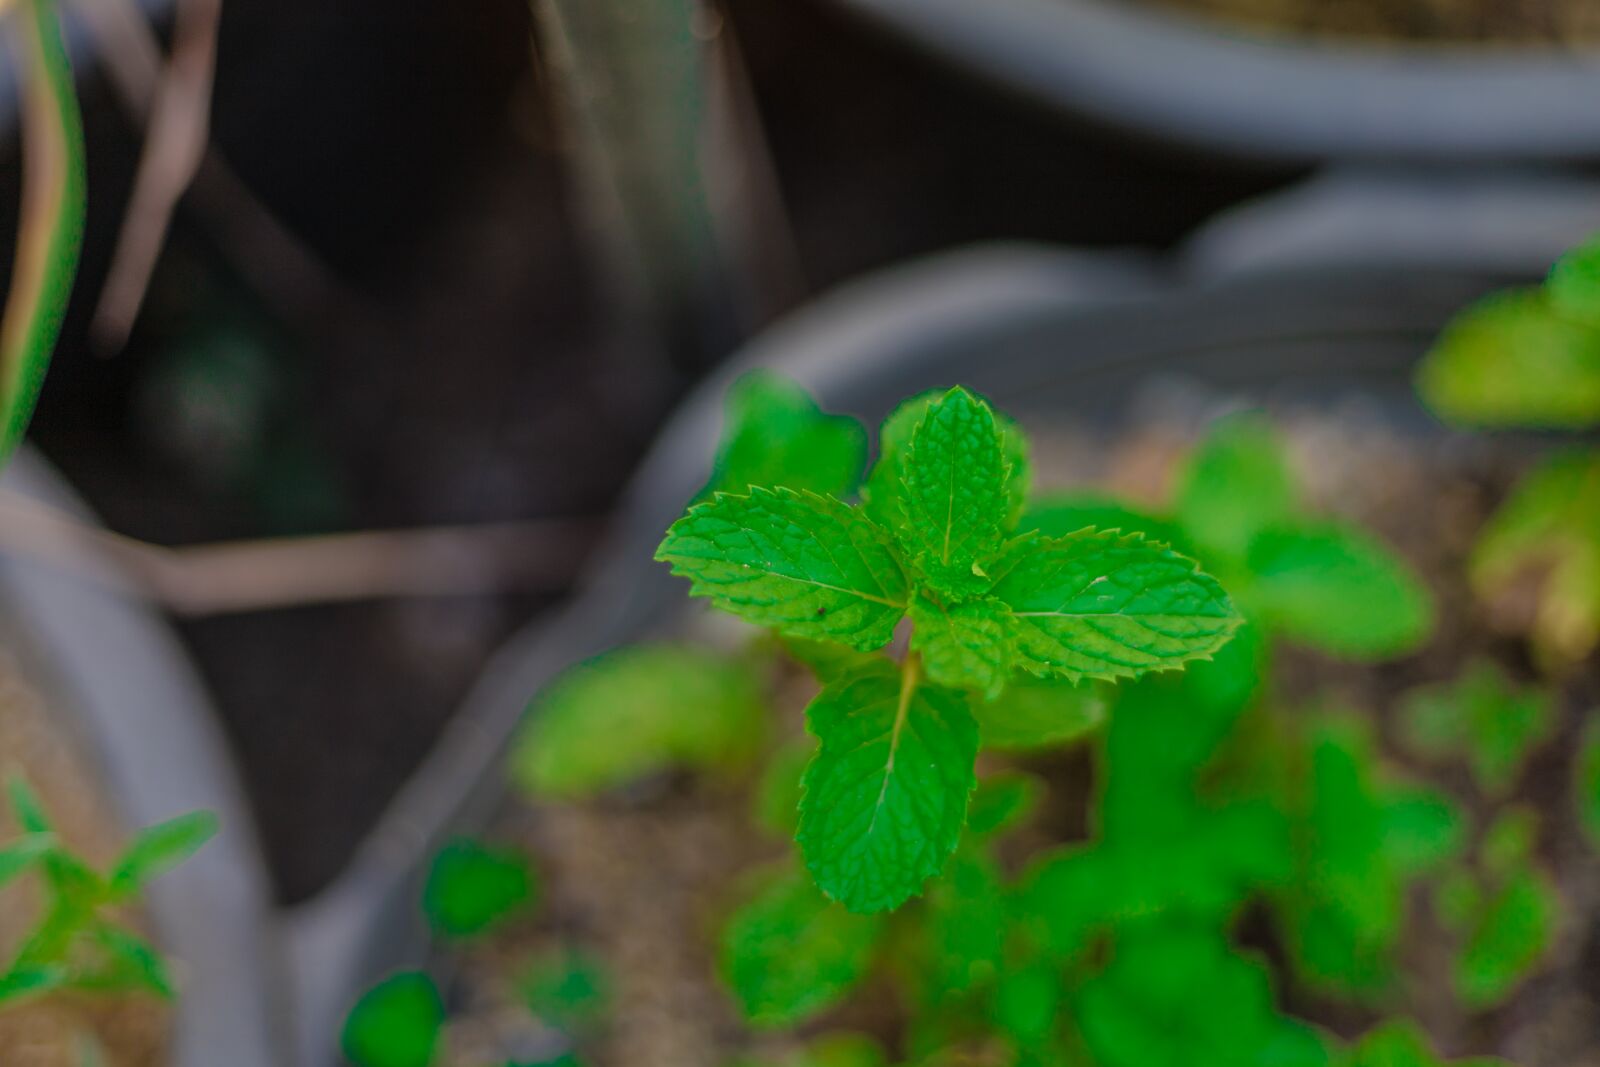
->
xmin=16 ymin=0 xmax=1298 ymax=902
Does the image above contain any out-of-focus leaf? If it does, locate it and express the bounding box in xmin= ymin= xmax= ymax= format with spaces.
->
xmin=422 ymin=838 xmax=536 ymax=939
xmin=971 ymin=676 xmax=1106 ymax=752
xmin=1417 ymin=289 xmax=1600 ymax=429
xmin=719 ymin=865 xmax=882 ymax=1028
xmin=1470 ymin=448 xmax=1600 ymax=663
xmin=1175 ymin=414 xmax=1298 ymax=564
xmin=511 ymin=645 xmax=766 ymax=798
xmin=0 ymin=0 xmax=87 ymax=467
xmin=340 ymin=971 xmax=444 ymax=1067
xmin=703 ymin=371 xmax=868 ymax=500
xmin=1245 ymin=522 xmax=1433 ymax=660
xmin=1399 ymin=662 xmax=1553 ymax=797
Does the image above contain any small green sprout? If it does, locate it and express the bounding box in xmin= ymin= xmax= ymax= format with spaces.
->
xmin=0 ymin=777 xmax=217 ymax=1011
xmin=1276 ymin=714 xmax=1465 ymax=997
xmin=422 ymin=837 xmax=537 ymax=939
xmin=340 ymin=970 xmax=445 ymax=1067
xmin=1398 ymin=661 xmax=1554 ymax=797
xmin=1433 ymin=806 xmax=1559 ymax=1011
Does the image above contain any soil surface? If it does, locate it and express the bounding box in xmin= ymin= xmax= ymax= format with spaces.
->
xmin=1137 ymin=0 xmax=1600 ymax=43
xmin=0 ymin=651 xmax=169 ymax=1066
xmin=431 ymin=386 xmax=1600 ymax=1066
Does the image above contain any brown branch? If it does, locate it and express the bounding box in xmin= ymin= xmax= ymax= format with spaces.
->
xmin=87 ymin=0 xmax=222 ymax=348
xmin=0 ymin=489 xmax=601 ymax=615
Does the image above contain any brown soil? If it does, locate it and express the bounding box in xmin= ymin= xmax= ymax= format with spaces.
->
xmin=441 ymin=391 xmax=1600 ymax=1066
xmin=1134 ymin=0 xmax=1600 ymax=44
xmin=0 ymin=652 xmax=170 ymax=1067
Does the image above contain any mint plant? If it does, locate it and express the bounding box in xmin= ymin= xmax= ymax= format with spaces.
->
xmin=0 ymin=777 xmax=216 ymax=1011
xmin=1399 ymin=662 xmax=1554 ymax=798
xmin=654 ymin=385 xmax=1240 ymax=912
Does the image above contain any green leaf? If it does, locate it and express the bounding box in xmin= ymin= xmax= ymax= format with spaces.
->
xmin=990 ymin=529 xmax=1240 ymax=684
xmin=704 ymin=371 xmax=868 ymax=499
xmin=1455 ymin=868 xmax=1559 ymax=1010
xmin=970 ymin=676 xmax=1106 ymax=752
xmin=1021 ymin=493 xmax=1184 ymax=549
xmin=1548 ymin=233 xmax=1600 ymax=325
xmin=1245 ymin=522 xmax=1433 ymax=659
xmin=70 ymin=925 xmax=174 ymax=998
xmin=910 ymin=850 xmax=1006 ymax=1001
xmin=1341 ymin=1019 xmax=1510 ymax=1067
xmin=422 ymin=838 xmax=536 ymax=939
xmin=992 ymin=960 xmax=1061 ymax=1047
xmin=1398 ymin=661 xmax=1553 ymax=796
xmin=1578 ymin=715 xmax=1600 ymax=847
xmin=8 ymin=776 xmax=52 ymax=834
xmin=797 ymin=662 xmax=979 ymax=913
xmin=1417 ymin=288 xmax=1600 ymax=429
xmin=908 ymin=592 xmax=1014 ymax=697
xmin=965 ymin=770 xmax=1043 ymax=838
xmin=520 ymin=947 xmax=608 ymax=1031
xmin=1378 ymin=788 xmax=1466 ymax=876
xmin=753 ymin=737 xmax=816 ymax=837
xmin=341 ymin=971 xmax=445 ymax=1067
xmin=892 ymin=387 xmax=1017 ymax=594
xmin=864 ymin=390 xmax=1029 ymax=536
xmin=1470 ymin=448 xmax=1600 ymax=662
xmin=1076 ymin=924 xmax=1301 ymax=1067
xmin=1 ymin=0 xmax=88 ymax=468
xmin=657 ymin=487 xmax=908 ymax=651
xmin=1279 ymin=715 xmax=1413 ymax=996
xmin=511 ymin=645 xmax=766 ymax=798
xmin=1176 ymin=414 xmax=1297 ymax=564
xmin=719 ymin=865 xmax=882 ymax=1027
xmin=0 ymin=964 xmax=66 ymax=1006
xmin=0 ymin=832 xmax=53 ymax=889
xmin=108 ymin=810 xmax=219 ymax=897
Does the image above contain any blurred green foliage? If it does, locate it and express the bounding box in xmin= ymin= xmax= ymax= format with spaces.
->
xmin=0 ymin=777 xmax=216 ymax=1012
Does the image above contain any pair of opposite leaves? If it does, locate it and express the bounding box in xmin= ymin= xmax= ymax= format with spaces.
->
xmin=656 ymin=386 xmax=1241 ymax=913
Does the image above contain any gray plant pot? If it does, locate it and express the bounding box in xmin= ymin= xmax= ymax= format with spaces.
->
xmin=0 ymin=449 xmax=282 ymax=1067
xmin=286 ymin=172 xmax=1600 ymax=1066
xmin=825 ymin=0 xmax=1600 ymax=163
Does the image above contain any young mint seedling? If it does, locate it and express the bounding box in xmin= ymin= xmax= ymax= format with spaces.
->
xmin=1276 ymin=714 xmax=1465 ymax=998
xmin=0 ymin=777 xmax=217 ymax=1012
xmin=658 ymin=385 xmax=1240 ymax=912
xmin=1399 ymin=662 xmax=1553 ymax=797
xmin=1433 ymin=805 xmax=1559 ymax=1011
